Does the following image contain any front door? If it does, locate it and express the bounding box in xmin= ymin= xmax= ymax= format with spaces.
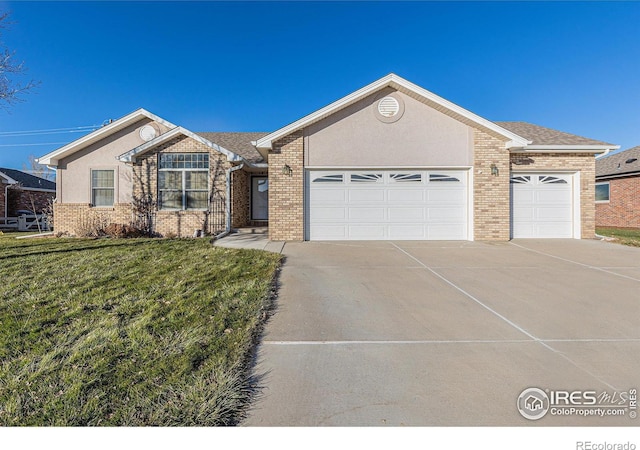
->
xmin=251 ymin=177 xmax=269 ymax=221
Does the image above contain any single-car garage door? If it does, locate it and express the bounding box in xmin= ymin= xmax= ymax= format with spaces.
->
xmin=307 ymin=169 xmax=469 ymax=240
xmin=510 ymin=173 xmax=574 ymax=238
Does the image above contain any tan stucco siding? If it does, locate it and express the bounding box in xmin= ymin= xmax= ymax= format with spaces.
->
xmin=56 ymin=118 xmax=171 ymax=204
xmin=303 ymin=89 xmax=473 ymax=167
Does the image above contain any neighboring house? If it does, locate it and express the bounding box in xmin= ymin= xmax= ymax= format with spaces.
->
xmin=0 ymin=168 xmax=56 ymax=218
xmin=37 ymin=73 xmax=618 ymax=240
xmin=595 ymin=146 xmax=640 ymax=229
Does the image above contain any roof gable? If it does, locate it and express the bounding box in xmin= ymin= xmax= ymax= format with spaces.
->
xmin=596 ymin=145 xmax=640 ymax=178
xmin=117 ymin=127 xmax=245 ymax=164
xmin=255 ymin=73 xmax=531 ymax=150
xmin=37 ymin=109 xmax=177 ymax=166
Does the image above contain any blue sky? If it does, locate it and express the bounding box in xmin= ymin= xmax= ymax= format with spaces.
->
xmin=1 ymin=1 xmax=639 ymax=172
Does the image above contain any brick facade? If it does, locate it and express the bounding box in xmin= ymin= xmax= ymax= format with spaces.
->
xmin=596 ymin=175 xmax=640 ymax=229
xmin=473 ymin=129 xmax=511 ymax=240
xmin=510 ymin=152 xmax=596 ymax=239
xmin=268 ymin=132 xmax=304 ymax=241
xmin=6 ymin=188 xmax=55 ymax=216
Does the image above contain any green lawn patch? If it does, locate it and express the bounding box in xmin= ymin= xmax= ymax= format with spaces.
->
xmin=0 ymin=234 xmax=281 ymax=426
xmin=596 ymin=227 xmax=640 ymax=248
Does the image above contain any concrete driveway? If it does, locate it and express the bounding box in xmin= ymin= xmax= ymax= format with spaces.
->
xmin=243 ymin=239 xmax=640 ymax=426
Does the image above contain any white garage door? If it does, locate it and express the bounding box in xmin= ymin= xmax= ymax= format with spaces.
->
xmin=511 ymin=173 xmax=574 ymax=238
xmin=307 ymin=170 xmax=469 ymax=240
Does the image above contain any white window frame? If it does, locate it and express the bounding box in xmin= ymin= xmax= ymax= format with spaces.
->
xmin=158 ymin=153 xmax=209 ymax=211
xmin=595 ymin=182 xmax=610 ymax=203
xmin=91 ymin=169 xmax=115 ymax=207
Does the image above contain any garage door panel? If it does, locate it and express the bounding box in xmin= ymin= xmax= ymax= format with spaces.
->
xmin=536 ymin=207 xmax=572 ymax=221
xmin=428 ymin=207 xmax=467 ymax=221
xmin=308 ymin=169 xmax=469 ymax=241
xmin=535 ymin=190 xmax=571 ymax=204
xmin=310 ymin=189 xmax=347 ymax=203
xmin=310 ymin=225 xmax=347 ymax=238
xmin=310 ymin=207 xmax=346 ymax=221
xmin=348 ymin=189 xmax=385 ymax=202
xmin=388 ymin=207 xmax=425 ymax=221
xmin=388 ymin=189 xmax=425 ymax=202
xmin=348 ymin=207 xmax=385 ymax=221
xmin=388 ymin=225 xmax=426 ymax=239
xmin=349 ymin=225 xmax=386 ymax=239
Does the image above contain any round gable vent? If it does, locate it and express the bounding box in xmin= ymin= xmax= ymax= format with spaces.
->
xmin=139 ymin=124 xmax=158 ymax=142
xmin=378 ymin=96 xmax=400 ymax=117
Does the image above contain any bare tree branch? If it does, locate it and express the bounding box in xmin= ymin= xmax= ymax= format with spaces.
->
xmin=0 ymin=11 xmax=39 ymax=110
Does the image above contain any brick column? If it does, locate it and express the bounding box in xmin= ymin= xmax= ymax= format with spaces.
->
xmin=473 ymin=129 xmax=511 ymax=241
xmin=268 ymin=132 xmax=304 ymax=241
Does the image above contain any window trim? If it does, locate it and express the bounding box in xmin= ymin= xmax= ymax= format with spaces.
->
xmin=595 ymin=182 xmax=610 ymax=203
xmin=158 ymin=153 xmax=210 ymax=211
xmin=90 ymin=168 xmax=116 ymax=208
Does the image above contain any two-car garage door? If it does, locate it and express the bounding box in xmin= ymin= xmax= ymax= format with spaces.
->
xmin=307 ymin=169 xmax=469 ymax=240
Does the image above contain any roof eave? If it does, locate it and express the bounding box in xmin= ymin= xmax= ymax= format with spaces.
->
xmin=0 ymin=171 xmax=18 ymax=184
xmin=255 ymin=73 xmax=530 ymax=150
xmin=513 ymin=145 xmax=620 ymax=154
xmin=37 ymin=108 xmax=177 ymax=166
xmin=596 ymin=170 xmax=640 ymax=180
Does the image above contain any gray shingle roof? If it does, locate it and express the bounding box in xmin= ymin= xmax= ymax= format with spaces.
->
xmin=596 ymin=146 xmax=640 ymax=178
xmin=495 ymin=121 xmax=615 ymax=146
xmin=0 ymin=168 xmax=56 ymax=191
xmin=197 ymin=132 xmax=267 ymax=164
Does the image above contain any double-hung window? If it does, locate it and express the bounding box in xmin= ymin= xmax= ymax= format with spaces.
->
xmin=158 ymin=153 xmax=209 ymax=210
xmin=91 ymin=169 xmax=115 ymax=207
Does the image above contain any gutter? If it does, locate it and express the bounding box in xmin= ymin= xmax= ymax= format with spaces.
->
xmin=215 ymin=163 xmax=244 ymax=240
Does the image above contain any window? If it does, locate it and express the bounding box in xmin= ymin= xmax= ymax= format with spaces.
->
xmin=91 ymin=170 xmax=114 ymax=206
xmin=350 ymin=173 xmax=383 ymax=183
xmin=595 ymin=182 xmax=610 ymax=202
xmin=429 ymin=173 xmax=460 ymax=182
xmin=390 ymin=173 xmax=422 ymax=182
xmin=158 ymin=153 xmax=209 ymax=210
xmin=312 ymin=174 xmax=343 ymax=183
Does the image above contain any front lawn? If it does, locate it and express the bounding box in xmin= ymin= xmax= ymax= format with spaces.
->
xmin=0 ymin=234 xmax=281 ymax=426
xmin=596 ymin=227 xmax=640 ymax=247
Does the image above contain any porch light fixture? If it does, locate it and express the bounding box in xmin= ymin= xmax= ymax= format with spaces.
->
xmin=490 ymin=164 xmax=499 ymax=176
xmin=282 ymin=164 xmax=293 ymax=176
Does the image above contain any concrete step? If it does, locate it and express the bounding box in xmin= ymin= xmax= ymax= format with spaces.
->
xmin=234 ymin=227 xmax=268 ymax=235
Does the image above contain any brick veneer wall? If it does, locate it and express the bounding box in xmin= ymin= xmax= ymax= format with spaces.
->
xmin=54 ymin=203 xmax=133 ymax=235
xmin=595 ymin=175 xmax=640 ymax=228
xmin=510 ymin=152 xmax=596 ymax=239
xmin=473 ymin=129 xmax=511 ymax=240
xmin=268 ymin=132 xmax=304 ymax=241
xmin=7 ymin=189 xmax=55 ymax=215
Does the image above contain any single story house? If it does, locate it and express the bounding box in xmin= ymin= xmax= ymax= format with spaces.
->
xmin=595 ymin=145 xmax=640 ymax=229
xmin=38 ymin=73 xmax=618 ymax=241
xmin=0 ymin=168 xmax=56 ymax=218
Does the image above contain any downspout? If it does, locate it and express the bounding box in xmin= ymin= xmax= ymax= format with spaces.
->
xmin=215 ymin=163 xmax=244 ymax=240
